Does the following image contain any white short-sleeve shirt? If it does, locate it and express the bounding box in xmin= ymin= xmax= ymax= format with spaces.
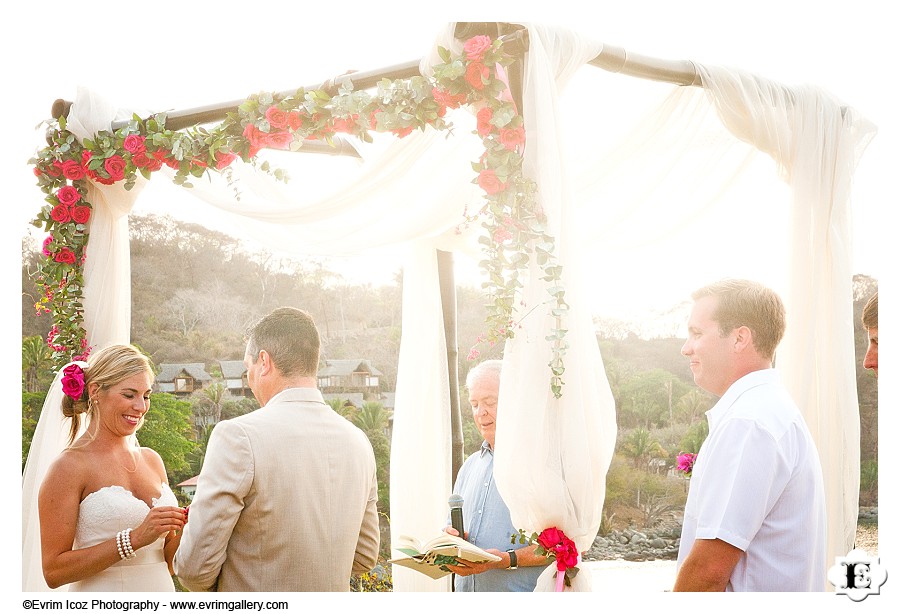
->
xmin=676 ymin=369 xmax=827 ymax=591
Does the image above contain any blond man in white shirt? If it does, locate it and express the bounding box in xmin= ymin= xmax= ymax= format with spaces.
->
xmin=674 ymin=279 xmax=826 ymax=591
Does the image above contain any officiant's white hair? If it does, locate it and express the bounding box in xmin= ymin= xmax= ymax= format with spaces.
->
xmin=465 ymin=359 xmax=502 ymax=390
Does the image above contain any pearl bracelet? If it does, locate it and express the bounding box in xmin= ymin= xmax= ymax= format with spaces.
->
xmin=116 ymin=529 xmax=136 ymax=560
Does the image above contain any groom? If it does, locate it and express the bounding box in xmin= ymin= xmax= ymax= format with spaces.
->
xmin=174 ymin=307 xmax=380 ymax=591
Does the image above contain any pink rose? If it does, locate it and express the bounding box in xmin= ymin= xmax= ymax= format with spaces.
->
xmin=432 ymin=87 xmax=467 ymax=110
xmin=104 ymin=155 xmax=127 ymax=181
xmin=465 ymin=62 xmax=489 ymax=90
xmin=499 ymin=126 xmax=526 ymax=150
xmin=265 ymin=106 xmax=288 ymax=129
xmin=368 ymin=109 xmax=383 ymax=130
xmin=214 ymin=151 xmax=237 ymax=170
xmin=537 ymin=527 xmax=565 ymax=551
xmin=242 ymin=124 xmax=267 ymax=157
xmin=50 ymin=204 xmax=72 ymax=224
xmin=476 ymin=107 xmax=494 ymax=136
xmin=60 ymin=159 xmax=85 ymax=180
xmin=477 ymin=169 xmax=507 ymax=195
xmin=493 ymin=227 xmax=513 ymax=243
xmin=286 ymin=111 xmax=305 ymax=131
xmin=42 ymin=235 xmax=55 ymax=257
xmin=46 ymin=162 xmax=62 ymax=177
xmin=54 ymin=247 xmax=77 ymax=264
xmin=554 ymin=539 xmax=579 ymax=571
xmin=331 ymin=115 xmax=357 ymax=134
xmin=123 ymin=134 xmax=146 ymax=154
xmin=56 ymin=185 xmax=81 ymax=207
xmin=392 ymin=125 xmax=414 ymax=139
xmin=464 ymin=35 xmax=493 ymax=61
xmin=266 ymin=131 xmax=294 ymax=150
xmin=132 ymin=152 xmax=151 ymax=168
xmin=61 ymin=363 xmax=86 ymax=399
xmin=71 ymin=206 xmax=91 ymax=225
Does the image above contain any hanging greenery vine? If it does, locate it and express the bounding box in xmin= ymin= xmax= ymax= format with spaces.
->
xmin=29 ymin=35 xmax=569 ymax=396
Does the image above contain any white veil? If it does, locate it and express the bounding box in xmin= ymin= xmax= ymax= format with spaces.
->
xmin=22 ymin=362 xmax=88 ymax=591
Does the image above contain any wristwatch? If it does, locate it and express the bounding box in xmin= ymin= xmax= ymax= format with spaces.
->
xmin=506 ymin=549 xmax=518 ymax=570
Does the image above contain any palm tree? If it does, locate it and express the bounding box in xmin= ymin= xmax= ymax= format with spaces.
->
xmin=621 ymin=426 xmax=666 ymax=470
xmin=353 ymin=401 xmax=390 ymax=436
xmin=203 ymin=382 xmax=226 ymax=423
xmin=325 ymin=397 xmax=358 ymax=422
xmin=675 ymin=389 xmax=711 ymax=424
xmin=22 ymin=336 xmax=52 ymax=393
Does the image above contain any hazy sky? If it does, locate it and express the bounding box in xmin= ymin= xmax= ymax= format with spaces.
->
xmin=7 ymin=1 xmax=891 ymax=321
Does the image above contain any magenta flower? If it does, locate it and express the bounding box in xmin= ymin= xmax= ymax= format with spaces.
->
xmin=676 ymin=452 xmax=697 ymax=476
xmin=61 ymin=363 xmax=86 ymax=399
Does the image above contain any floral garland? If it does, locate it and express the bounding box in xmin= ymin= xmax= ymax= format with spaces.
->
xmin=29 ymin=35 xmax=569 ymax=395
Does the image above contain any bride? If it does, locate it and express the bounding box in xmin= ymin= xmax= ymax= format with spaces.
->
xmin=35 ymin=344 xmax=186 ymax=591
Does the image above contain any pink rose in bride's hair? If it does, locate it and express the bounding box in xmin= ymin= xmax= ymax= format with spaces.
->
xmin=123 ymin=134 xmax=146 ymax=154
xmin=477 ymin=169 xmax=507 ymax=195
xmin=61 ymin=363 xmax=86 ymax=399
xmin=56 ymin=185 xmax=81 ymax=207
xmin=465 ymin=62 xmax=488 ymax=90
xmin=104 ymin=155 xmax=127 ymax=181
xmin=463 ymin=35 xmax=492 ymax=61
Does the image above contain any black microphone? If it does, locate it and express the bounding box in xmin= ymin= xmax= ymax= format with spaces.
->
xmin=448 ymin=494 xmax=465 ymax=540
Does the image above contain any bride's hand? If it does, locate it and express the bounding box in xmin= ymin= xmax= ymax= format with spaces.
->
xmin=130 ymin=506 xmax=187 ymax=550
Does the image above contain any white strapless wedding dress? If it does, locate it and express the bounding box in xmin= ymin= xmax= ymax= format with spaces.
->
xmin=68 ymin=483 xmax=177 ymax=592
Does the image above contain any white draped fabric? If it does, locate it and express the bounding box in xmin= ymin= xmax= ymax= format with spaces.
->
xmin=22 ymin=22 xmax=874 ymax=592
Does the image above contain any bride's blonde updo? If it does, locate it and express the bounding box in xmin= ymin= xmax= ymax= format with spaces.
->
xmin=61 ymin=344 xmax=154 ymax=444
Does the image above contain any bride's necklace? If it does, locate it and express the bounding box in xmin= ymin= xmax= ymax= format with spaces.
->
xmin=119 ymin=449 xmax=140 ymax=474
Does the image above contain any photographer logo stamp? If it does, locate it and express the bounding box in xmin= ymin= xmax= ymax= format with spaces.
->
xmin=827 ymin=548 xmax=887 ymax=601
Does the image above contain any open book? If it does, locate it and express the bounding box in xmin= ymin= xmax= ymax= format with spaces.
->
xmin=388 ymin=533 xmax=502 ymax=580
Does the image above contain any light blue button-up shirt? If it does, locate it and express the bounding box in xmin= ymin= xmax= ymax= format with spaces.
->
xmin=451 ymin=442 xmax=548 ymax=591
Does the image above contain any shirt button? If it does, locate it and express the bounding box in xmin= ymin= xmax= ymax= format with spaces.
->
xmin=478 ymin=510 xmax=483 ymax=514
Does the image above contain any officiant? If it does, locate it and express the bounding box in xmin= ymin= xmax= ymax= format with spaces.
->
xmin=443 ymin=360 xmax=551 ymax=591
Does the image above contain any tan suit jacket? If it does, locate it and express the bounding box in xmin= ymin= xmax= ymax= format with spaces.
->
xmin=174 ymin=387 xmax=379 ymax=591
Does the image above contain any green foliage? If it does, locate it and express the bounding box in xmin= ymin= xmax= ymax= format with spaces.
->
xmin=860 ymin=459 xmax=878 ymax=505
xmin=619 ymin=427 xmax=666 ymax=470
xmin=618 ymin=369 xmax=690 ymax=429
xmin=679 ymin=419 xmax=709 ymax=455
xmin=23 ymin=336 xmax=54 ymax=393
xmin=139 ymin=393 xmax=197 ymax=477
xmin=22 ymin=392 xmax=47 ymax=469
xmin=353 ymin=402 xmax=390 ymax=434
